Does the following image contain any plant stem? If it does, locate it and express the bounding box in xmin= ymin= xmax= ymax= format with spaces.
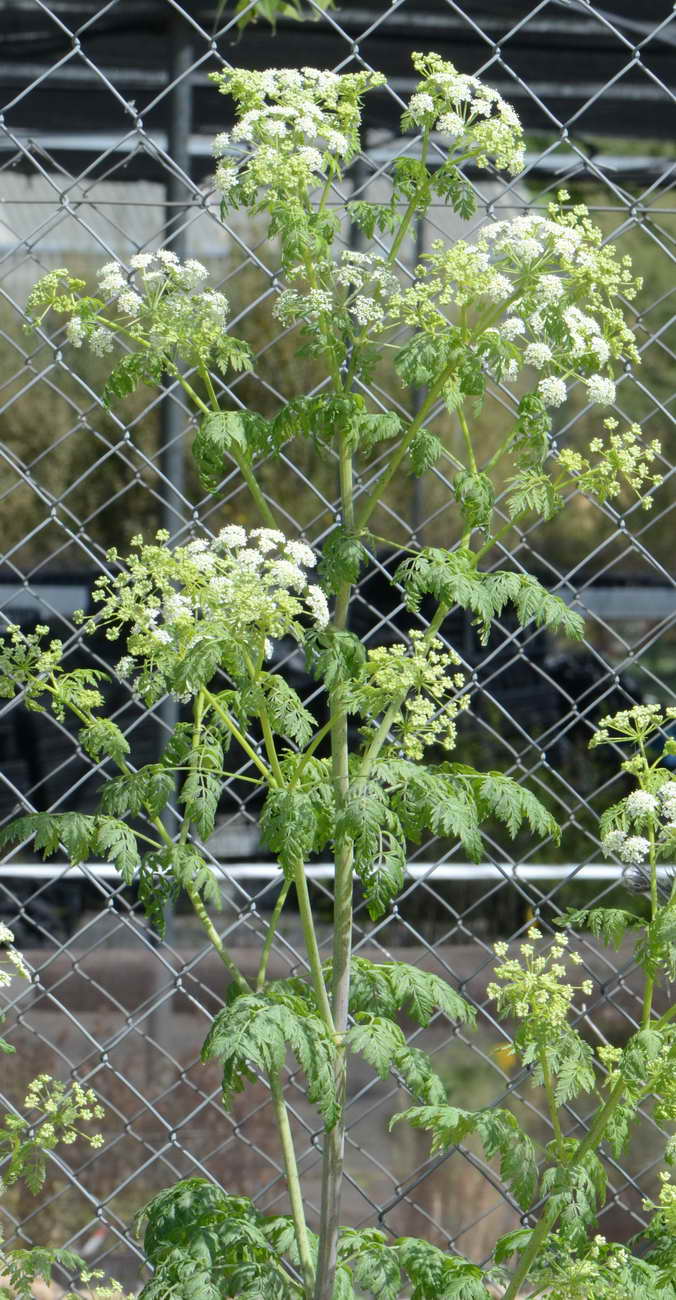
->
xmin=204 ymin=689 xmax=275 ymax=784
xmin=256 ymin=878 xmax=292 ymax=991
xmin=314 ymin=444 xmax=354 ymax=1300
xmin=269 ymin=1070 xmax=316 ymax=1300
xmin=185 ymin=880 xmax=249 ymax=993
xmin=540 ymin=1051 xmax=564 ymax=1154
xmin=293 ymin=862 xmax=335 ymax=1032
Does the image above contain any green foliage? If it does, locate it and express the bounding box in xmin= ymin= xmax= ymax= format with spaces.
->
xmin=396 ymin=548 xmax=584 ymax=645
xmin=557 ymin=905 xmax=644 ymax=950
xmin=393 ymin=1104 xmax=537 ymax=1210
xmin=320 ymin=527 xmax=369 ymax=593
xmin=396 ymin=1238 xmax=491 ymax=1300
xmin=201 ymin=984 xmax=339 ymax=1129
xmin=79 ymin=717 xmax=130 ymax=763
xmin=407 ymin=428 xmax=443 ymax=476
xmin=453 ymin=471 xmax=494 ymax=532
xmin=540 ymin=1146 xmax=607 ymax=1247
xmin=193 ymin=410 xmax=275 ymax=492
xmin=259 ymin=674 xmax=315 ymax=747
xmin=346 ymin=957 xmax=474 ymax=1028
xmin=179 ymin=728 xmax=224 ymax=839
xmin=507 ymin=468 xmax=564 ymax=521
xmin=260 ymin=787 xmax=318 ymax=874
xmin=0 ymin=812 xmax=140 ymax=882
xmin=136 ymin=1179 xmax=299 ymax=1299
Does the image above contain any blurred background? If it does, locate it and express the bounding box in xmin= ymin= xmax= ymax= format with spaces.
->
xmin=0 ymin=1 xmax=674 ymax=1291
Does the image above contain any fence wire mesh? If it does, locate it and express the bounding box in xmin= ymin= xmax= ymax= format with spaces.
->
xmin=0 ymin=0 xmax=675 ymax=1290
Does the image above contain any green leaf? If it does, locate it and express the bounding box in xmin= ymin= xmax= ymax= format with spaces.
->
xmin=306 ymin=627 xmax=365 ymax=690
xmin=477 ymin=772 xmax=560 ymax=842
xmin=320 ymin=528 xmax=368 ymax=594
xmin=0 ymin=812 xmax=94 ymax=862
xmin=453 ymin=471 xmax=494 ymax=532
xmin=347 ymin=957 xmax=474 ymax=1029
xmin=260 ymin=787 xmax=317 ymax=876
xmin=79 ymin=718 xmax=130 ymax=763
xmin=392 ymin=1105 xmax=537 ymax=1210
xmin=493 ymin=1228 xmax=533 ymax=1264
xmin=260 ymin=675 xmax=315 ymax=747
xmin=392 ymin=1045 xmax=448 ymax=1104
xmin=540 ymin=1149 xmax=606 ymax=1244
xmin=395 ymin=333 xmax=457 ymax=387
xmin=180 ymin=729 xmax=223 ymax=840
xmin=556 ymin=905 xmax=643 ymax=950
xmin=346 ymin=200 xmax=398 ymax=239
xmin=407 ymin=428 xmax=442 ymax=477
xmin=94 ymin=817 xmax=141 ymax=883
xmin=432 ymin=164 xmax=476 ymax=218
xmin=202 ymin=987 xmax=338 ymax=1129
xmin=551 ymin=1031 xmax=596 ymax=1105
xmin=336 ymin=780 xmax=406 ymax=918
xmin=512 ymin=393 xmax=551 ymax=465
xmin=507 ymin=468 xmax=563 ymax=522
xmin=192 ymin=410 xmax=274 ymax=492
xmin=171 ymin=638 xmax=223 ymax=696
xmin=353 ymin=411 xmax=403 ymax=455
xmin=338 ymin=1228 xmax=401 ymax=1300
xmin=100 ymin=766 xmax=175 ymax=819
xmin=512 ymin=576 xmax=583 ymax=640
xmin=347 ymin=1014 xmax=406 ymax=1080
xmin=103 ymin=350 xmax=165 ymax=406
xmin=397 ymin=1238 xmax=491 ymax=1300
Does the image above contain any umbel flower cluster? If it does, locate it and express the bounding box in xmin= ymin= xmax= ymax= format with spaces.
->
xmin=26 ymin=253 xmax=249 ymax=378
xmin=593 ymin=705 xmax=676 ymax=869
xmin=348 ymin=631 xmax=469 ymax=760
xmin=78 ymin=527 xmax=328 ymax=704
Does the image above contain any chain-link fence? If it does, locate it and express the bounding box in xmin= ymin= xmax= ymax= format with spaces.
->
xmin=0 ymin=0 xmax=674 ymax=1290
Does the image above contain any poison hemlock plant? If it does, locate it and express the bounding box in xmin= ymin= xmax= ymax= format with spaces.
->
xmin=7 ymin=53 xmax=668 ymax=1299
xmin=0 ymin=929 xmax=128 ymax=1300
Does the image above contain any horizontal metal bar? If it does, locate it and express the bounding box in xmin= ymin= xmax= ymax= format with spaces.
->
xmin=0 ymin=861 xmax=645 ymax=882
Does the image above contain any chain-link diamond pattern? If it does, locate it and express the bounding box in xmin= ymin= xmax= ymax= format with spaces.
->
xmin=0 ymin=1 xmax=674 ymax=1291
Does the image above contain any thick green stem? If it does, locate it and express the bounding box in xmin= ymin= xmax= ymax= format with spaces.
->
xmin=294 ymin=862 xmax=335 ymax=1032
xmin=314 ymin=445 xmax=355 ymax=1299
xmin=270 ymin=1071 xmax=316 ymax=1300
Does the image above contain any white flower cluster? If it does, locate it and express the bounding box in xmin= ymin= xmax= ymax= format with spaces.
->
xmin=0 ymin=921 xmax=29 ymax=987
xmin=602 ymin=777 xmax=676 ymax=868
xmin=406 ymin=52 xmax=525 ymax=175
xmin=90 ymin=528 xmax=328 ymax=703
xmin=210 ymin=65 xmax=384 ymax=204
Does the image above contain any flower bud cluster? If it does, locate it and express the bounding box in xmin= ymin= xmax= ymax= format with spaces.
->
xmin=0 ymin=622 xmax=65 ymax=712
xmin=487 ymin=927 xmax=593 ymax=1033
xmin=81 ymin=527 xmax=327 ymax=704
xmin=18 ymin=1074 xmax=106 ymax=1152
xmin=350 ymin=631 xmax=468 ymax=760
xmin=558 ymin=419 xmax=661 ymax=510
xmin=0 ymin=922 xmax=29 ymax=987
